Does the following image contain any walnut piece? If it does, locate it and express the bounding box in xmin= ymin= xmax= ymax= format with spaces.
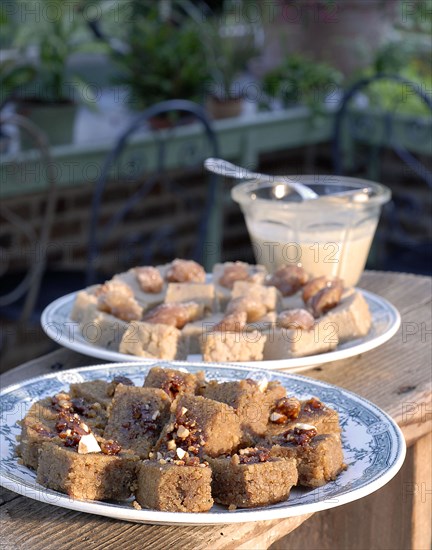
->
xmin=135 ymin=266 xmax=164 ymax=293
xmin=97 ymin=280 xmax=143 ymax=322
xmin=166 ymin=259 xmax=206 ymax=283
xmin=277 ymin=309 xmax=315 ymax=330
xmin=302 ymin=276 xmax=343 ymax=304
xmin=218 ymin=262 xmax=249 ymax=289
xmin=270 ymin=397 xmax=301 ymax=424
xmin=143 ymin=301 xmax=202 ymax=328
xmin=309 ymin=284 xmax=343 ymax=318
xmin=267 ymin=265 xmax=309 ymax=296
xmin=226 ymin=296 xmax=267 ymax=323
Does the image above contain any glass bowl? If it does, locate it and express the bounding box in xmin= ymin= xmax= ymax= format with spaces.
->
xmin=231 ymin=175 xmax=391 ymax=286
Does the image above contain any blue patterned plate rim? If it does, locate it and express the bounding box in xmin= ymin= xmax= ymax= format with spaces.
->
xmin=0 ymin=360 xmax=406 ymax=525
xmin=40 ymin=288 xmax=401 ymax=371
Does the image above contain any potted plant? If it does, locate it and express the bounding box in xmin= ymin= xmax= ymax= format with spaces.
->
xmin=111 ymin=5 xmax=209 ymax=125
xmin=262 ymin=54 xmax=343 ymax=112
xmin=204 ymin=18 xmax=259 ymax=119
xmin=12 ymin=0 xmax=104 ymax=147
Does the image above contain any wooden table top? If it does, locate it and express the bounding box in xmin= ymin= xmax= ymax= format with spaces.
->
xmin=1 ymin=271 xmax=431 ymax=550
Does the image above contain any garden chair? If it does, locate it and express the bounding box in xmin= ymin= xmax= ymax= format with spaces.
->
xmin=332 ymin=73 xmax=432 ymax=274
xmin=85 ymin=99 xmax=221 ymax=285
xmin=0 ymin=114 xmax=58 ymax=365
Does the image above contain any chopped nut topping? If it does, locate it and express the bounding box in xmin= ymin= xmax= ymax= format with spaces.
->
xmin=267 ymin=265 xmax=309 ymax=296
xmin=143 ymin=301 xmax=202 ymax=329
xmin=55 ymin=411 xmax=91 ymax=447
xmin=166 ymin=259 xmax=206 ymax=283
xmin=219 ymin=262 xmax=249 ymax=289
xmin=151 ymin=410 xmax=160 ymax=420
xmin=77 ymin=433 xmax=101 ymax=454
xmin=51 ymin=393 xmax=73 ymax=412
xmin=176 ymin=425 xmax=190 ymax=439
xmin=100 ymin=439 xmax=121 ymax=456
xmin=132 ymin=500 xmax=142 ymax=510
xmin=176 ymin=447 xmax=187 ymax=459
xmin=284 ymin=425 xmax=318 ymax=446
xmin=257 ymin=380 xmax=268 ymax=393
xmin=167 ymin=439 xmax=177 ymax=451
xmin=180 ymin=407 xmax=188 ymax=415
xmin=277 ymin=308 xmax=315 ymax=330
xmin=270 ymin=412 xmax=285 ymax=423
xmin=135 ymin=266 xmax=164 ymax=293
xmin=161 ymin=374 xmax=186 ymax=400
xmin=303 ymin=397 xmax=324 ymax=412
xmin=270 ymin=397 xmax=301 ymax=424
xmin=212 ymin=311 xmax=247 ymax=332
xmin=236 ymin=447 xmax=272 ymax=464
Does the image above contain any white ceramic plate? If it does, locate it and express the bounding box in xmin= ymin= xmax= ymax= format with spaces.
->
xmin=0 ymin=362 xmax=405 ymax=525
xmin=40 ymin=289 xmax=400 ymax=371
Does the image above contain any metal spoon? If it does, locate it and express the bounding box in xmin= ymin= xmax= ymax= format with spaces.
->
xmin=204 ymin=158 xmax=371 ymax=203
xmin=204 ymin=158 xmax=318 ymax=200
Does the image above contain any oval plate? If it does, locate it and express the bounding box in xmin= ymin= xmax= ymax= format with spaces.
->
xmin=40 ymin=289 xmax=400 ymax=371
xmin=0 ymin=361 xmax=405 ymax=525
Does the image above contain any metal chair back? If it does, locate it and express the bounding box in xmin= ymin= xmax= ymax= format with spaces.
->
xmin=86 ymin=99 xmax=220 ymax=285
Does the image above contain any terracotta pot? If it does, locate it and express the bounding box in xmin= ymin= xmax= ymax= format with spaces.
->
xmin=206 ymin=96 xmax=243 ymax=120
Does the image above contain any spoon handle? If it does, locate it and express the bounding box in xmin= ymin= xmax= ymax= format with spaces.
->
xmin=204 ymin=158 xmax=318 ymax=200
xmin=204 ymin=158 xmax=270 ymax=181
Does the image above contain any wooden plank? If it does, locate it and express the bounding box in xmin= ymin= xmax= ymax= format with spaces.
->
xmin=411 ymin=433 xmax=432 ymax=549
xmin=271 ymin=441 xmax=416 ymax=550
xmin=0 ymin=492 xmax=311 ymax=550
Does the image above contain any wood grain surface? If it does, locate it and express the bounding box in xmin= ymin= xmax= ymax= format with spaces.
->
xmin=1 ymin=271 xmax=431 ymax=550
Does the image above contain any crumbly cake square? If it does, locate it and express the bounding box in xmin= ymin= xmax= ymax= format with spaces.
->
xmin=201 ymin=330 xmax=266 ymax=362
xmin=36 ymin=441 xmax=139 ymax=501
xmin=143 ymin=367 xmax=206 ymax=400
xmin=271 ymin=431 xmax=346 ymax=487
xmin=119 ymin=321 xmax=187 ymax=360
xmin=156 ymin=394 xmax=242 ymax=458
xmin=103 ymin=385 xmax=171 ymax=458
xmin=165 ymin=282 xmax=217 ymax=314
xmin=207 ymin=448 xmax=298 ymax=508
xmin=201 ymin=378 xmax=286 ymax=439
xmin=135 ymin=460 xmax=213 ymax=512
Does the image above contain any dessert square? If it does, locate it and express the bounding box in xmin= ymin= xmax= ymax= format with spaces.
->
xmin=156 ymin=394 xmax=242 ymax=458
xmin=70 ymin=380 xmax=114 ymax=410
xmin=201 ymin=329 xmax=266 ymax=362
xmin=119 ymin=321 xmax=187 ymax=360
xmin=201 ymin=378 xmax=286 ymax=439
xmin=165 ymin=282 xmax=217 ymax=314
xmin=103 ymin=385 xmax=171 ymax=458
xmin=17 ymin=397 xmax=63 ymax=470
xmin=267 ymin=397 xmax=341 ymax=437
xmin=113 ymin=266 xmax=168 ymax=310
xmin=143 ymin=367 xmax=205 ymax=400
xmin=231 ymin=281 xmax=280 ymax=312
xmin=262 ymin=322 xmax=338 ymax=360
xmin=36 ymin=441 xmax=139 ymax=501
xmin=207 ymin=448 xmax=298 ymax=508
xmin=271 ymin=429 xmax=346 ymax=487
xmin=135 ymin=459 xmax=213 ymax=512
xmin=70 ymin=286 xmax=100 ymax=323
xmin=212 ymin=262 xmax=267 ymax=310
xmin=321 ymin=290 xmax=371 ymax=343
xmin=79 ymin=305 xmax=129 ymax=351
